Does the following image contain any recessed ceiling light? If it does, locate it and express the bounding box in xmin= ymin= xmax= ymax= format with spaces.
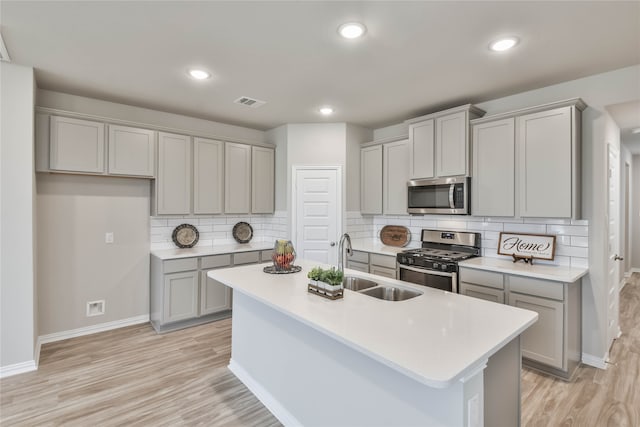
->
xmin=319 ymin=107 xmax=334 ymax=116
xmin=338 ymin=22 xmax=366 ymax=39
xmin=188 ymin=69 xmax=211 ymax=80
xmin=489 ymin=37 xmax=519 ymax=52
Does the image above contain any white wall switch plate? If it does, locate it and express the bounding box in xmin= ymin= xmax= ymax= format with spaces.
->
xmin=105 ymin=232 xmax=114 ymax=244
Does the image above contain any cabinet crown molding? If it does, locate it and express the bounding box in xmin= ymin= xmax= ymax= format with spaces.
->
xmin=404 ymin=104 xmax=486 ymax=125
xmin=470 ymin=98 xmax=587 ymax=125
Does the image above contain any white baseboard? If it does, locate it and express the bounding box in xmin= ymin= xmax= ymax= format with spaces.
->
xmin=39 ymin=314 xmax=149 ymax=345
xmin=228 ymin=359 xmax=302 ymax=427
xmin=0 ymin=360 xmax=37 ymax=378
xmin=582 ymin=353 xmax=608 ymax=369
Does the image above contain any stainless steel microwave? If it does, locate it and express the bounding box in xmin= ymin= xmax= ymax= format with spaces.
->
xmin=407 ymin=176 xmax=470 ymax=215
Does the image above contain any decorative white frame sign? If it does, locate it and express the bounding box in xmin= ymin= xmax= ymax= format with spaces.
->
xmin=497 ymin=232 xmax=556 ymax=261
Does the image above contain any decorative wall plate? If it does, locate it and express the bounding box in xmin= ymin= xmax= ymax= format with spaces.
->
xmin=379 ymin=225 xmax=411 ymax=247
xmin=172 ymin=224 xmax=199 ymax=248
xmin=233 ymin=222 xmax=253 ymax=243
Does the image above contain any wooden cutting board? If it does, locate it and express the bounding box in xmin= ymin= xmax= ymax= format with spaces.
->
xmin=380 ymin=225 xmax=411 ymax=247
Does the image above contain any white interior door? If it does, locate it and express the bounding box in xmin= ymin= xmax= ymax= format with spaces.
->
xmin=293 ymin=167 xmax=341 ymax=265
xmin=606 ymin=143 xmax=621 ymax=349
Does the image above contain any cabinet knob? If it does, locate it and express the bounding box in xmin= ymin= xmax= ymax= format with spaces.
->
xmin=330 ymin=242 xmax=336 ymax=247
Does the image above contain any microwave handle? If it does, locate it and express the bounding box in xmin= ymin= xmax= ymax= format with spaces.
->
xmin=449 ymin=184 xmax=455 ymax=209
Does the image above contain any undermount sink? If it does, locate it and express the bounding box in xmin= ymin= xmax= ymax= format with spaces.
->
xmin=343 ymin=276 xmax=378 ymax=291
xmin=360 ymin=286 xmax=422 ymax=301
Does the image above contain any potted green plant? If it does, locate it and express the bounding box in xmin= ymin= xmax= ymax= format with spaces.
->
xmin=307 ymin=267 xmax=322 ymax=290
xmin=324 ymin=267 xmax=344 ymax=295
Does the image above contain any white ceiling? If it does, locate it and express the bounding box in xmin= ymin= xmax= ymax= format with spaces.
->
xmin=2 ymin=1 xmax=639 ymax=131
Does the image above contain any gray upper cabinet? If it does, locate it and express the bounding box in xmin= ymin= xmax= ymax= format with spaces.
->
xmin=225 ymin=142 xmax=252 ymax=214
xmin=518 ymin=106 xmax=573 ymax=218
xmin=50 ymin=116 xmax=105 ymax=173
xmin=383 ymin=139 xmax=409 ymax=215
xmin=361 ymin=145 xmax=383 ymax=214
xmin=156 ymin=132 xmax=191 ymax=215
xmin=471 ymin=118 xmax=515 ymax=217
xmin=108 ymin=124 xmax=155 ymax=177
xmin=471 ymin=98 xmax=585 ymax=219
xmin=408 ymin=119 xmax=434 ymax=179
xmin=435 ymin=111 xmax=467 ymax=177
xmin=405 ymin=105 xmax=484 ymax=179
xmin=251 ymin=146 xmax=275 ymax=214
xmin=193 ymin=137 xmax=224 ymax=215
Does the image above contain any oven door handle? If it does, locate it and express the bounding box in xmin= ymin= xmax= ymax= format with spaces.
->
xmin=398 ymin=264 xmax=454 ymax=277
xmin=449 ymin=184 xmax=455 ymax=209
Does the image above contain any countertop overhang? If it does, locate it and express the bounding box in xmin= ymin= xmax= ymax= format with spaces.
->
xmin=459 ymin=257 xmax=588 ymax=283
xmin=209 ymin=260 xmax=538 ymax=389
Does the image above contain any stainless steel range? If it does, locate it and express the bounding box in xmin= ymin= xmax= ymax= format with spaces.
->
xmin=396 ymin=229 xmax=481 ymax=293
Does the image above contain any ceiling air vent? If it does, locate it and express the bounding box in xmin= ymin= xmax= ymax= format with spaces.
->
xmin=0 ymin=32 xmax=11 ymax=62
xmin=234 ymin=96 xmax=266 ymax=108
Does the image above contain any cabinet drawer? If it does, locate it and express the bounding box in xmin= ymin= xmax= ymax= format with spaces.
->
xmin=508 ymin=275 xmax=564 ymax=301
xmin=163 ymin=257 xmax=198 ymax=274
xmin=260 ymin=250 xmax=273 ymax=263
xmin=349 ymin=250 xmax=369 ymax=264
xmin=347 ymin=261 xmax=369 ymax=273
xmin=460 ymin=282 xmax=505 ymax=304
xmin=201 ymin=254 xmax=231 ymax=269
xmin=370 ymin=253 xmax=396 ymax=269
xmin=234 ymin=251 xmax=260 ymax=265
xmin=370 ymin=265 xmax=396 ymax=279
xmin=459 ymin=268 xmax=504 ymax=289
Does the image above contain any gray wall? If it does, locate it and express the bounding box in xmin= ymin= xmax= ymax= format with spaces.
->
xmin=34 ymin=90 xmax=267 ymax=337
xmin=633 ymin=155 xmax=640 ymax=270
xmin=0 ymin=63 xmax=36 ymax=369
xmin=37 ymin=89 xmax=266 ymax=144
xmin=36 ymin=174 xmax=150 ymax=335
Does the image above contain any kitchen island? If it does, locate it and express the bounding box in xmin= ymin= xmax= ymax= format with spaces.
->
xmin=209 ymin=260 xmax=538 ymax=427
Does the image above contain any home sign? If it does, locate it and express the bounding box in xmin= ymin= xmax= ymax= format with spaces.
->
xmin=497 ymin=232 xmax=556 ymax=262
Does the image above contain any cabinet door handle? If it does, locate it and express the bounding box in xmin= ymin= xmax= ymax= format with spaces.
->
xmin=614 ymin=255 xmax=624 ymax=261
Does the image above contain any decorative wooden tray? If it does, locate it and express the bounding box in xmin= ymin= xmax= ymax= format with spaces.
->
xmin=307 ymin=284 xmax=343 ymax=300
xmin=380 ymin=225 xmax=411 ymax=247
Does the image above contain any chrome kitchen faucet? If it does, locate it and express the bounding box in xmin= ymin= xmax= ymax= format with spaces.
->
xmin=338 ymin=233 xmax=353 ymax=274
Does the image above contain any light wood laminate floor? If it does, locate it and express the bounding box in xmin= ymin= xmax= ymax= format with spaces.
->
xmin=2 ymin=273 xmax=639 ymax=426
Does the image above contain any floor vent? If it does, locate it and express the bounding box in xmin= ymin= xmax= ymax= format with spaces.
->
xmin=234 ymin=96 xmax=266 ymax=108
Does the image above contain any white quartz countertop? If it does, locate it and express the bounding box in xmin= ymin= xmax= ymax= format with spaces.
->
xmin=458 ymin=257 xmax=588 ymax=283
xmin=151 ymin=242 xmax=273 ymax=260
xmin=350 ymin=239 xmax=417 ymax=256
xmin=209 ymin=260 xmax=538 ymax=389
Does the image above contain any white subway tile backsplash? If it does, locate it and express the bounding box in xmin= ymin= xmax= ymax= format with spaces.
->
xmin=571 ymin=257 xmax=589 ymax=268
xmin=571 ymin=236 xmax=589 ymax=247
xmin=503 ymin=223 xmax=547 ymax=234
xmin=571 ymin=219 xmax=589 ymax=226
xmin=555 ymin=245 xmax=588 ymax=258
xmin=466 ymin=221 xmax=503 ymax=232
xmin=547 ymin=225 xmax=588 ymax=237
xmin=525 ymin=218 xmax=572 ymax=225
xmin=436 ymin=220 xmax=467 ymax=230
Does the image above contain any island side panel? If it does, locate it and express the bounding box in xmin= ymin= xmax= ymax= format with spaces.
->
xmin=229 ymin=291 xmax=482 ymax=427
xmin=484 ymin=336 xmax=521 ymax=427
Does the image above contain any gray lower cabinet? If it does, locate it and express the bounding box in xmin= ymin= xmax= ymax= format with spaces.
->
xmin=508 ymin=292 xmax=564 ymax=369
xmin=459 ymin=266 xmax=581 ymax=380
xmin=151 ymin=251 xmax=264 ymax=332
xmin=347 ymin=250 xmax=397 ymax=279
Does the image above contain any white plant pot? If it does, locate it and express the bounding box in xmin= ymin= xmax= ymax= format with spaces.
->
xmin=325 ymin=283 xmax=343 ymax=295
xmin=318 ymin=281 xmax=330 ymax=294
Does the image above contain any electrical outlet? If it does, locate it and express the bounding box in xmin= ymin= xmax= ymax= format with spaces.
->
xmin=86 ymin=300 xmax=105 ymax=317
xmin=105 ymin=232 xmax=114 ymax=244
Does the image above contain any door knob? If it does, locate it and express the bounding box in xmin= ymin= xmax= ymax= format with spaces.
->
xmin=614 ymin=255 xmax=624 ymax=261
xmin=330 ymin=242 xmax=336 ymax=247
